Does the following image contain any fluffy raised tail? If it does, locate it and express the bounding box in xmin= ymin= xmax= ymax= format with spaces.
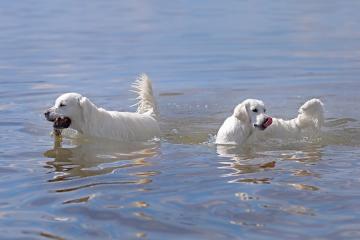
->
xmin=131 ymin=74 xmax=159 ymax=118
xmin=297 ymin=98 xmax=324 ymax=129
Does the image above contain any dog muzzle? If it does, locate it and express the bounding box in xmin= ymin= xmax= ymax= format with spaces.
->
xmin=44 ymin=109 xmax=71 ymax=129
xmin=254 ymin=117 xmax=272 ymax=130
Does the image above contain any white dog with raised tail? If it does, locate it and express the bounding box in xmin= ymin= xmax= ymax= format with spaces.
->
xmin=215 ymin=98 xmax=324 ymax=145
xmin=44 ymin=74 xmax=161 ymax=142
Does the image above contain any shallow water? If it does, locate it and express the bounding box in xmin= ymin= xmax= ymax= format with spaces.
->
xmin=1 ymin=1 xmax=360 ymax=239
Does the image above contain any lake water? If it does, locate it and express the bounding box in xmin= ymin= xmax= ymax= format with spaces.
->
xmin=1 ymin=1 xmax=360 ymax=239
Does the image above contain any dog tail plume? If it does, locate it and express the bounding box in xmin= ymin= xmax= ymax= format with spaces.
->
xmin=297 ymin=98 xmax=324 ymax=129
xmin=131 ymin=73 xmax=159 ymax=118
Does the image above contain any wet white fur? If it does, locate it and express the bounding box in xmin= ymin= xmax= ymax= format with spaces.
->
xmin=50 ymin=74 xmax=160 ymax=142
xmin=258 ymin=98 xmax=324 ymax=139
xmin=216 ymin=99 xmax=270 ymax=145
xmin=216 ymin=98 xmax=324 ymax=145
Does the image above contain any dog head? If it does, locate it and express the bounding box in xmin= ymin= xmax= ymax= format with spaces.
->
xmin=233 ymin=99 xmax=272 ymax=131
xmin=44 ymin=93 xmax=89 ymax=133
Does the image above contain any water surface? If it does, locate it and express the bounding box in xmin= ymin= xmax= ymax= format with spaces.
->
xmin=1 ymin=1 xmax=360 ymax=239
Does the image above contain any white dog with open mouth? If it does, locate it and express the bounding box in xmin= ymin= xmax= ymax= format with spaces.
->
xmin=44 ymin=74 xmax=160 ymax=142
xmin=216 ymin=98 xmax=324 ymax=145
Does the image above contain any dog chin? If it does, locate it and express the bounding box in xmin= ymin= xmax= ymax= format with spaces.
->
xmin=254 ymin=124 xmax=267 ymax=131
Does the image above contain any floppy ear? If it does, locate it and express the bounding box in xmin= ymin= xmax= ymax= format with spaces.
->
xmin=78 ymin=96 xmax=94 ymax=125
xmin=233 ymin=101 xmax=250 ymax=122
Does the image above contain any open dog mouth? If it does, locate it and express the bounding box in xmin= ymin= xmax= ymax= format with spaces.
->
xmin=45 ymin=110 xmax=71 ymax=129
xmin=254 ymin=117 xmax=272 ymax=130
xmin=53 ymin=116 xmax=71 ymax=129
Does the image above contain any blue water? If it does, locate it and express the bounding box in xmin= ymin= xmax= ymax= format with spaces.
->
xmin=1 ymin=1 xmax=360 ymax=239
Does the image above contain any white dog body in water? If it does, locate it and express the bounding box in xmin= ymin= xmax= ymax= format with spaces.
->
xmin=259 ymin=98 xmax=324 ymax=139
xmin=216 ymin=98 xmax=324 ymax=145
xmin=216 ymin=99 xmax=272 ymax=145
xmin=45 ymin=74 xmax=160 ymax=142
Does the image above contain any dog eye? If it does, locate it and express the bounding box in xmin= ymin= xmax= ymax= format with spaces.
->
xmin=59 ymin=103 xmax=66 ymax=107
xmin=264 ymin=109 xmax=266 ymax=113
xmin=252 ymin=108 xmax=258 ymax=113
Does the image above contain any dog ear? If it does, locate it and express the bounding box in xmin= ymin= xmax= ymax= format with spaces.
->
xmin=234 ymin=101 xmax=250 ymax=122
xmin=78 ymin=96 xmax=93 ymax=126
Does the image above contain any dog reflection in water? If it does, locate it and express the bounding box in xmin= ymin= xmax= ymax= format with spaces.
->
xmin=43 ymin=135 xmax=160 ymax=180
xmin=216 ymin=142 xmax=322 ymax=185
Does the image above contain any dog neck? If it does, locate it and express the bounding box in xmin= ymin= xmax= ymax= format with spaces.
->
xmin=246 ymin=123 xmax=255 ymax=141
xmin=236 ymin=116 xmax=254 ymax=144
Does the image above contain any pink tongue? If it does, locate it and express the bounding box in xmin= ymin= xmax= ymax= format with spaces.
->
xmin=262 ymin=117 xmax=273 ymax=128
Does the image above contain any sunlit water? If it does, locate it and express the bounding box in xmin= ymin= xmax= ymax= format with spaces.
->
xmin=1 ymin=1 xmax=360 ymax=239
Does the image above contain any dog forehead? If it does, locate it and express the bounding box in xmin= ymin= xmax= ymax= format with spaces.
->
xmin=55 ymin=93 xmax=82 ymax=104
xmin=246 ymin=99 xmax=265 ymax=109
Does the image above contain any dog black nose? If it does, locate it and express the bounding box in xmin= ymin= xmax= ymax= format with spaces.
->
xmin=44 ymin=110 xmax=50 ymax=118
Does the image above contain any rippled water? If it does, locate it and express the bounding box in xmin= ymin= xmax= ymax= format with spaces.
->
xmin=1 ymin=1 xmax=360 ymax=239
